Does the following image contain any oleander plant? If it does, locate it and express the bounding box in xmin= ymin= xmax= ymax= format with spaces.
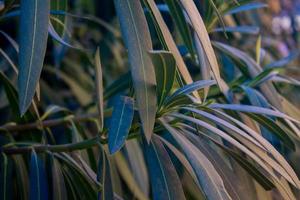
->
xmin=0 ymin=0 xmax=300 ymax=199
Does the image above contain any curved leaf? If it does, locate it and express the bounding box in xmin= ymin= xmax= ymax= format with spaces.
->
xmin=18 ymin=0 xmax=50 ymax=115
xmin=160 ymin=119 xmax=232 ymax=200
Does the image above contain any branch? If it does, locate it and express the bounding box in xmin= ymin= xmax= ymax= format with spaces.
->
xmin=1 ymin=132 xmax=141 ymax=154
xmin=0 ymin=109 xmax=112 ymax=132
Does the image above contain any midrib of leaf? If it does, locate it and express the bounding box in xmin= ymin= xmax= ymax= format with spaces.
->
xmin=21 ymin=0 xmax=38 ymax=111
xmin=112 ymin=101 xmax=126 ymax=149
xmin=151 ymin=141 xmax=171 ymax=200
xmin=126 ymin=0 xmax=150 ymax=129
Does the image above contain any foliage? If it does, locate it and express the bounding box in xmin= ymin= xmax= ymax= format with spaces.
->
xmin=0 ymin=0 xmax=300 ymax=199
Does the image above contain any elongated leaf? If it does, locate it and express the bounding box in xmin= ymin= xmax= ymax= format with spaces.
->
xmin=194 ymin=32 xmax=211 ymax=100
xmin=163 ymin=0 xmax=195 ymax=59
xmin=0 ymin=153 xmax=12 ymax=200
xmin=145 ymin=0 xmax=198 ymax=99
xmin=125 ymin=140 xmax=149 ymax=195
xmin=149 ymin=50 xmax=176 ymax=107
xmin=114 ymin=0 xmax=157 ymax=142
xmin=51 ymin=155 xmax=67 ymax=200
xmin=247 ymin=113 xmax=295 ymax=151
xmin=179 ymin=0 xmax=229 ymax=97
xmin=160 ymin=119 xmax=232 ymax=200
xmin=29 ymin=150 xmax=48 ymax=200
xmin=108 ymin=96 xmax=134 ymax=154
xmin=145 ymin=135 xmax=186 ymax=200
xmin=209 ymin=103 xmax=299 ymax=123
xmin=213 ymin=41 xmax=283 ymax=109
xmin=213 ymin=26 xmax=260 ymax=34
xmin=12 ymin=155 xmax=29 ymax=200
xmin=95 ymin=47 xmax=104 ymax=130
xmin=114 ymin=153 xmax=148 ymax=200
xmin=225 ymin=2 xmax=267 ymax=15
xmin=97 ymin=149 xmax=114 ymax=200
xmin=167 ymin=80 xmax=216 ymax=103
xmin=18 ymin=0 xmax=50 ymax=115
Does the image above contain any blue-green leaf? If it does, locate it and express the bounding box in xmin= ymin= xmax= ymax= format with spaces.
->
xmin=114 ymin=0 xmax=157 ymax=142
xmin=225 ymin=2 xmax=267 ymax=15
xmin=29 ymin=150 xmax=48 ymax=200
xmin=0 ymin=153 xmax=12 ymax=200
xmin=18 ymin=0 xmax=50 ymax=115
xmin=108 ymin=96 xmax=134 ymax=154
xmin=145 ymin=135 xmax=186 ymax=200
xmin=213 ymin=26 xmax=260 ymax=35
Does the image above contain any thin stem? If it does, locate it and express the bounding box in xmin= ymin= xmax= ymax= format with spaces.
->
xmin=0 ymin=109 xmax=112 ymax=132
xmin=1 ymin=132 xmax=141 ymax=154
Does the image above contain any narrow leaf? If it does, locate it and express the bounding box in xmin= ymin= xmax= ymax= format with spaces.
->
xmin=161 ymin=119 xmax=232 ymax=200
xmin=144 ymin=135 xmax=186 ymax=200
xmin=114 ymin=0 xmax=157 ymax=142
xmin=97 ymin=149 xmax=114 ymax=200
xmin=225 ymin=2 xmax=268 ymax=15
xmin=95 ymin=47 xmax=104 ymax=130
xmin=18 ymin=0 xmax=50 ymax=115
xmin=29 ymin=149 xmax=48 ymax=200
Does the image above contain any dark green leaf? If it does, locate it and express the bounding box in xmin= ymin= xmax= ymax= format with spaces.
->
xmin=149 ymin=50 xmax=176 ymax=107
xmin=50 ymin=155 xmax=67 ymax=200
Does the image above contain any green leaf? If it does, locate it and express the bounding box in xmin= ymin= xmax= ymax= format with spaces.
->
xmin=144 ymin=135 xmax=186 ymax=200
xmin=108 ymin=96 xmax=134 ymax=154
xmin=114 ymin=0 xmax=157 ymax=142
xmin=163 ymin=0 xmax=195 ymax=60
xmin=149 ymin=50 xmax=176 ymax=108
xmin=95 ymin=47 xmax=104 ymax=131
xmin=18 ymin=0 xmax=50 ymax=115
xmin=161 ymin=119 xmax=232 ymax=200
xmin=145 ymin=0 xmax=198 ymax=99
xmin=29 ymin=149 xmax=48 ymax=200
